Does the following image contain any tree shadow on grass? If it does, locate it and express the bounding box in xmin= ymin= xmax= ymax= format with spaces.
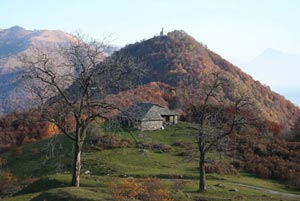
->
xmin=15 ymin=177 xmax=70 ymax=195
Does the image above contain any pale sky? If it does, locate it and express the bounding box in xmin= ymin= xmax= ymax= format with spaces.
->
xmin=1 ymin=0 xmax=300 ymax=104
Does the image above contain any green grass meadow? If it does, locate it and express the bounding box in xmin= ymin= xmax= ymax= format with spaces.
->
xmin=1 ymin=122 xmax=299 ymax=200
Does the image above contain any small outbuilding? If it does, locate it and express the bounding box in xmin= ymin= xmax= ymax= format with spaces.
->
xmin=118 ymin=102 xmax=177 ymax=131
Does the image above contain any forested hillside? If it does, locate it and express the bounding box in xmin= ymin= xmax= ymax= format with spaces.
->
xmin=114 ymin=30 xmax=299 ymax=132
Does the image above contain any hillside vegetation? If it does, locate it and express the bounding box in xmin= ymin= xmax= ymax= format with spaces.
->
xmin=116 ymin=30 xmax=299 ymax=131
xmin=1 ymin=30 xmax=300 ymax=200
xmin=1 ymin=123 xmax=300 ymax=200
xmin=1 ymin=30 xmax=299 ymax=151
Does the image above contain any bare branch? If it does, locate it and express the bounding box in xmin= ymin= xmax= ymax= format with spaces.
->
xmin=19 ymin=33 xmax=143 ymax=187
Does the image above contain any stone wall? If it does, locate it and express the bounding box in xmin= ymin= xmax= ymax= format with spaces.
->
xmin=140 ymin=120 xmax=163 ymax=131
xmin=174 ymin=115 xmax=178 ymax=124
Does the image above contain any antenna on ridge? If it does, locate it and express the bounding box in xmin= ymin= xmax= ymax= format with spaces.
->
xmin=160 ymin=28 xmax=167 ymax=36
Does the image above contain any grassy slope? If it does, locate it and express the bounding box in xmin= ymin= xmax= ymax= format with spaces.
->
xmin=1 ymin=122 xmax=299 ymax=201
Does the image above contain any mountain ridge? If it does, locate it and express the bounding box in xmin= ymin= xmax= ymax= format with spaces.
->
xmin=0 ymin=28 xmax=299 ymax=132
xmin=0 ymin=26 xmax=76 ymax=70
xmin=0 ymin=26 xmax=76 ymax=114
xmin=111 ymin=30 xmax=299 ymax=131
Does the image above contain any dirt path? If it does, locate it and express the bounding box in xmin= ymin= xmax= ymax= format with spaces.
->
xmin=235 ymin=183 xmax=300 ymax=198
xmin=162 ymin=178 xmax=300 ymax=199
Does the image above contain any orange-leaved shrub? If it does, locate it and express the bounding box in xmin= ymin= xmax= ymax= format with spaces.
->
xmin=90 ymin=133 xmax=133 ymax=150
xmin=205 ymin=160 xmax=237 ymax=175
xmin=109 ymin=177 xmax=173 ymax=201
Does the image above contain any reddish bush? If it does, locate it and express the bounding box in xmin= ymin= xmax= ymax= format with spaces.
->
xmin=90 ymin=133 xmax=133 ymax=150
xmin=231 ymin=160 xmax=245 ymax=169
xmin=205 ymin=160 xmax=237 ymax=175
xmin=254 ymin=163 xmax=272 ymax=178
xmin=230 ymin=132 xmax=300 ymax=188
xmin=109 ymin=177 xmax=173 ymax=201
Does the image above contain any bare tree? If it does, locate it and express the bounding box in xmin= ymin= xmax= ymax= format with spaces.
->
xmin=20 ymin=34 xmax=143 ymax=187
xmin=181 ymin=72 xmax=257 ymax=192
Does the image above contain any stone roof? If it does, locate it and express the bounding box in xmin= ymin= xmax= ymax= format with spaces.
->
xmin=119 ymin=102 xmax=176 ymax=121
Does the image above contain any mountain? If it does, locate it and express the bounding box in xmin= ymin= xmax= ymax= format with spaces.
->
xmin=0 ymin=26 xmax=75 ymax=70
xmin=0 ymin=26 xmax=76 ymax=114
xmin=1 ymin=29 xmax=299 ymax=133
xmin=1 ymin=30 xmax=300 ymax=199
xmin=242 ymin=48 xmax=300 ymax=105
xmin=111 ymin=31 xmax=299 ymax=131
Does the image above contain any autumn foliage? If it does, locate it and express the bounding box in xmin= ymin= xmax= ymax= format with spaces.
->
xmin=292 ymin=117 xmax=300 ymax=141
xmin=0 ymin=111 xmax=59 ymax=153
xmin=118 ymin=30 xmax=300 ymax=131
xmin=0 ymin=30 xmax=299 ymax=191
xmin=109 ymin=177 xmax=173 ymax=201
xmin=205 ymin=160 xmax=237 ymax=175
xmin=230 ymin=131 xmax=300 ymax=189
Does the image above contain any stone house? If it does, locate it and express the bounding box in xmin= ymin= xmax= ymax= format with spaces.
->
xmin=118 ymin=102 xmax=177 ymax=131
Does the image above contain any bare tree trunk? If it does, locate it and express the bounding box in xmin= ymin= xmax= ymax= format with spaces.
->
xmin=199 ymin=151 xmax=206 ymax=192
xmin=20 ymin=34 xmax=143 ymax=187
xmin=72 ymin=138 xmax=82 ymax=187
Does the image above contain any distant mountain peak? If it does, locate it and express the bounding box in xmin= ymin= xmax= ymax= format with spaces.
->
xmin=0 ymin=26 xmax=75 ymax=68
xmin=244 ymin=48 xmax=300 ymax=105
xmin=258 ymin=48 xmax=300 ymax=59
xmin=9 ymin=25 xmax=26 ymax=31
xmin=263 ymin=48 xmax=281 ymax=53
xmin=260 ymin=48 xmax=283 ymax=58
xmin=3 ymin=26 xmax=29 ymax=36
